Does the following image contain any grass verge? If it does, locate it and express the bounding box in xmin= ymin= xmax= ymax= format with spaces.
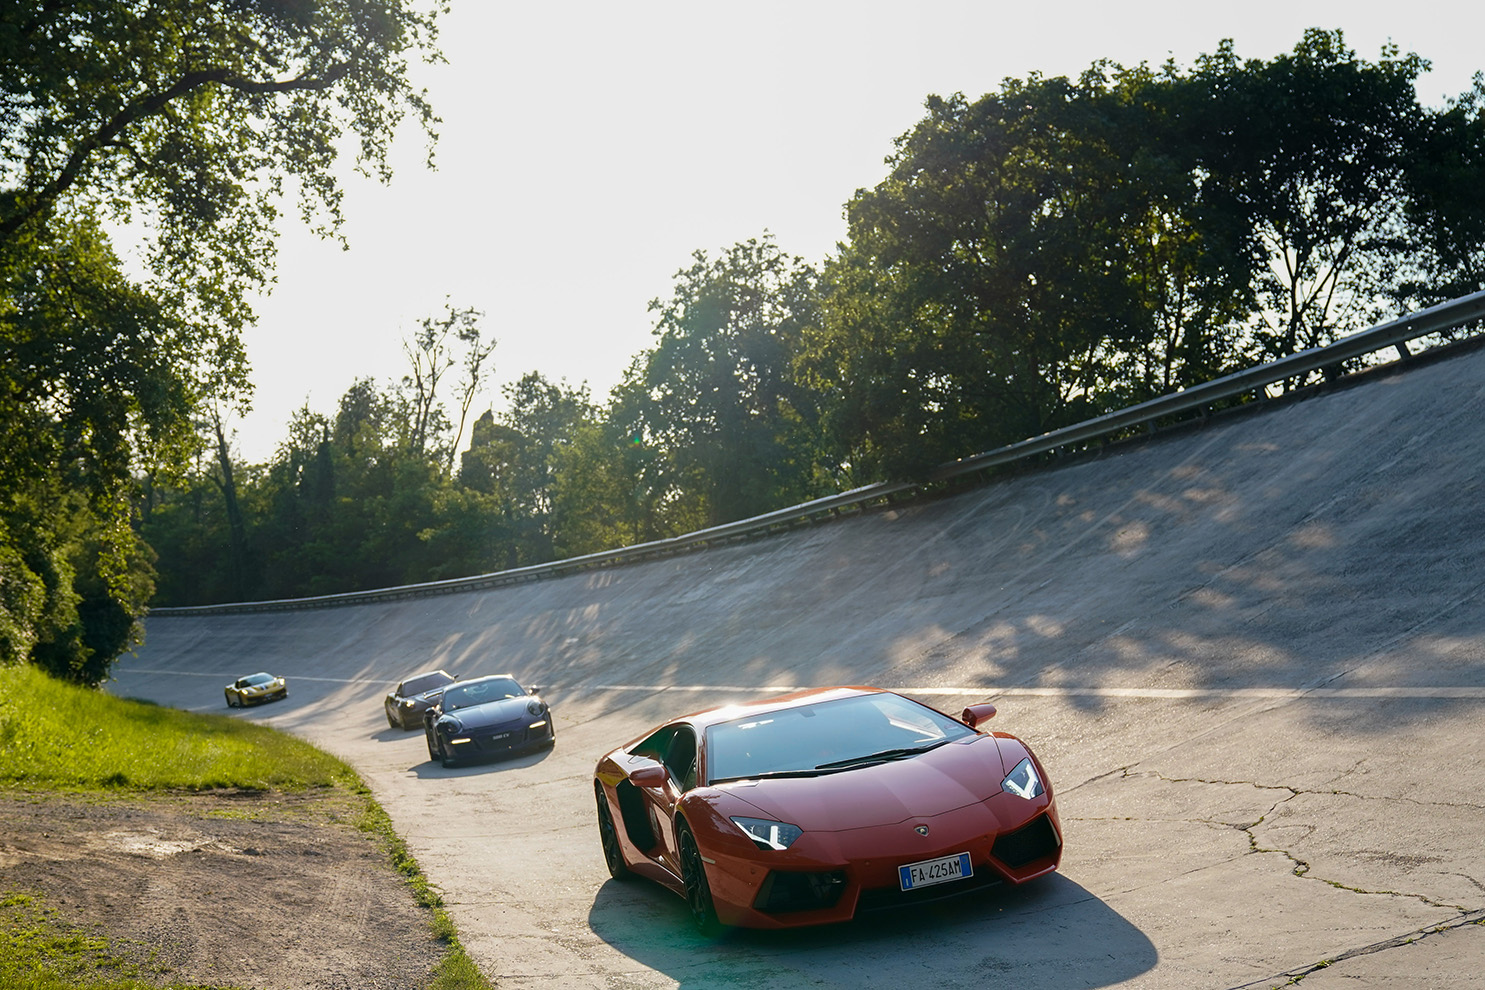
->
xmin=0 ymin=663 xmax=492 ymax=990
xmin=0 ymin=892 xmax=225 ymax=990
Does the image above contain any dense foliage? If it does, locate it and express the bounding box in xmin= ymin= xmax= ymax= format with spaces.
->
xmin=1 ymin=1 xmax=445 ymax=680
xmin=6 ymin=26 xmax=1484 ymax=663
xmin=805 ymin=31 xmax=1485 ymax=476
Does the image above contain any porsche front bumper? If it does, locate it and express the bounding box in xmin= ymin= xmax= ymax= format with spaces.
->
xmin=444 ymin=718 xmax=554 ymax=758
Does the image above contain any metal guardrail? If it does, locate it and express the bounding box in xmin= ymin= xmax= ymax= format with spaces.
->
xmin=152 ymin=289 xmax=1485 ymax=616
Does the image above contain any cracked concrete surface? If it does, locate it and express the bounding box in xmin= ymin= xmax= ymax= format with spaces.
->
xmin=1063 ymin=733 xmax=1484 ymax=987
xmin=114 ymin=339 xmax=1485 ymax=988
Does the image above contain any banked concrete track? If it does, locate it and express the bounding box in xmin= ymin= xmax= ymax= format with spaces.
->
xmin=114 ymin=342 xmax=1485 ymax=990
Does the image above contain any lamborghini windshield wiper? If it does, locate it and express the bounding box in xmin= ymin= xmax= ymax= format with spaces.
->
xmin=815 ymin=738 xmax=952 ymax=770
xmin=709 ymin=768 xmax=831 ymax=784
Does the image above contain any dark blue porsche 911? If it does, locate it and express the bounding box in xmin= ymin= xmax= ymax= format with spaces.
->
xmin=423 ymin=674 xmax=555 ymax=767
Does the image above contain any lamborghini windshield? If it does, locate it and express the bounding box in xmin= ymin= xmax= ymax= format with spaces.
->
xmin=705 ymin=693 xmax=975 ymax=783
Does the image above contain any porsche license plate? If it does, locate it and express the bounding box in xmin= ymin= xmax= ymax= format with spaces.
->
xmin=898 ymin=851 xmax=972 ymax=891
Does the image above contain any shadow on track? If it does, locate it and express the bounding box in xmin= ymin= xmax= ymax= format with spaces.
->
xmin=405 ymin=744 xmax=557 ymax=779
xmin=587 ymin=871 xmax=1155 ymax=989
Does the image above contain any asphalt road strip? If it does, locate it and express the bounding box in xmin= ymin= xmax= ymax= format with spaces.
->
xmin=120 ymin=669 xmax=1485 ymax=699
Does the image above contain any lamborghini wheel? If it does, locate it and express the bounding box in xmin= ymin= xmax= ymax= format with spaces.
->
xmin=595 ymin=785 xmax=631 ymax=881
xmin=678 ymin=823 xmax=720 ymax=935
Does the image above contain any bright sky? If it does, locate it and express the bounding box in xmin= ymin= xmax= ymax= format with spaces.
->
xmin=232 ymin=0 xmax=1484 ymax=463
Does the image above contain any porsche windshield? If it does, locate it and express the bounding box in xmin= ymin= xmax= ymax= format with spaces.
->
xmin=705 ymin=693 xmax=976 ymax=783
xmin=440 ymin=678 xmax=523 ymax=710
xmin=401 ymin=672 xmax=453 ymax=696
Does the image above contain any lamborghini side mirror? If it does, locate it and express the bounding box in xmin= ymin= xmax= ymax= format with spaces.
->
xmin=960 ymin=703 xmax=997 ymax=729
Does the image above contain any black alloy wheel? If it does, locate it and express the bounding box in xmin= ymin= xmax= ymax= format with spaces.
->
xmin=387 ymin=708 xmax=399 ymax=729
xmin=678 ymin=824 xmax=720 ymax=935
xmin=426 ymin=727 xmax=440 ymax=762
xmin=439 ymin=736 xmax=457 ymax=768
xmin=595 ymin=785 xmax=631 ymax=881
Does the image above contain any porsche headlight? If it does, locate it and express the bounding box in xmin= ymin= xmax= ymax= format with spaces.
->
xmin=731 ymin=817 xmax=802 ymax=851
xmin=526 ymin=699 xmax=546 ymax=717
xmin=1002 ymin=757 xmax=1044 ymax=800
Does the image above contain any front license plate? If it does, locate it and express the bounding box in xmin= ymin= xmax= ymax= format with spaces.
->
xmin=898 ymin=851 xmax=972 ymax=891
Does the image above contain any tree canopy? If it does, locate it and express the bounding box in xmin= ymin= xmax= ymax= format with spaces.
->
xmin=616 ymin=236 xmax=828 ymax=527
xmin=2 ymin=0 xmax=445 ymax=680
xmin=805 ymin=29 xmax=1485 ymax=477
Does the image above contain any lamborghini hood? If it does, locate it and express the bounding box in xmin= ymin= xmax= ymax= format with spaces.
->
xmin=718 ymin=734 xmax=1013 ymax=831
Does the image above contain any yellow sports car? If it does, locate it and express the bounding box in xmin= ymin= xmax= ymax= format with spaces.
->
xmin=224 ymin=672 xmax=288 ymax=708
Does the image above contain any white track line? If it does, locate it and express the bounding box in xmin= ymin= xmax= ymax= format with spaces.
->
xmin=118 ymin=669 xmax=1485 ymax=699
xmin=578 ymin=684 xmax=1485 ymax=699
xmin=123 ymin=669 xmax=391 ymax=686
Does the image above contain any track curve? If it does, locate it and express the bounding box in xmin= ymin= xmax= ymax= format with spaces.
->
xmin=114 ymin=343 xmax=1485 ymax=989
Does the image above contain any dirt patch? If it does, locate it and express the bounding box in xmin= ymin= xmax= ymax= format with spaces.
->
xmin=0 ymin=788 xmax=447 ymax=989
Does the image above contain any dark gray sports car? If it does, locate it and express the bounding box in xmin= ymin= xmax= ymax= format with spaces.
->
xmin=384 ymin=669 xmax=456 ymax=729
xmin=423 ymin=674 xmax=555 ymax=767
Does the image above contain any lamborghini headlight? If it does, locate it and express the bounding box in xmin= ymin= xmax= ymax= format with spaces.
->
xmin=1002 ymin=757 xmax=1044 ymax=800
xmin=731 ymin=817 xmax=803 ymax=851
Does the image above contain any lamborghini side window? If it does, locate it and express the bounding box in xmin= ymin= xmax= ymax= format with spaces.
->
xmin=665 ymin=726 xmax=698 ymax=792
xmin=631 ymin=726 xmax=677 ymax=762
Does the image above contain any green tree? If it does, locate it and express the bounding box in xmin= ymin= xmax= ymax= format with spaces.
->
xmin=3 ymin=1 xmax=444 ymax=675
xmin=137 ymin=452 xmax=243 ymax=607
xmin=399 ymin=302 xmax=493 ymax=467
xmin=621 ymin=236 xmax=826 ymax=526
xmin=1190 ymin=30 xmax=1434 ymax=361
xmin=549 ymin=415 xmax=661 ymax=558
xmin=808 ymin=32 xmax=1485 ymax=480
xmin=495 ymin=373 xmax=593 ymax=565
xmin=457 ymin=409 xmax=525 ymax=568
xmin=809 ymin=77 xmax=1170 ymax=478
xmin=1397 ymin=73 xmax=1485 ymax=315
xmin=2 ymin=213 xmax=186 ymax=678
